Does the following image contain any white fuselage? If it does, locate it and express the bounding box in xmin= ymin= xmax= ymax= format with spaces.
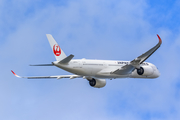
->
xmin=53 ymin=59 xmax=160 ymax=79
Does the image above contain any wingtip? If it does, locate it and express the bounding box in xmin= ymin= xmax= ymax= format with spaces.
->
xmin=11 ymin=70 xmax=21 ymax=78
xmin=157 ymin=34 xmax=162 ymax=44
xmin=11 ymin=70 xmax=16 ymax=75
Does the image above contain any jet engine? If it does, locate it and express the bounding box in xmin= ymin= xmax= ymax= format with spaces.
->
xmin=131 ymin=66 xmax=154 ymax=77
xmin=89 ymin=78 xmax=106 ymax=88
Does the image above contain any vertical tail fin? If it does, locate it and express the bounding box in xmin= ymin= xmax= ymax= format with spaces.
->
xmin=46 ymin=34 xmax=67 ymax=61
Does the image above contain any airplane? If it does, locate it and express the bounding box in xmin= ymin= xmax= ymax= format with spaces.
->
xmin=11 ymin=34 xmax=162 ymax=88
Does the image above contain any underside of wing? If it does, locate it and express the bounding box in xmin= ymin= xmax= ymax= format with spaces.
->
xmin=11 ymin=70 xmax=81 ymax=79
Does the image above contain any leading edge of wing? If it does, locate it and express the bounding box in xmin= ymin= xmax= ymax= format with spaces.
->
xmin=11 ymin=70 xmax=81 ymax=79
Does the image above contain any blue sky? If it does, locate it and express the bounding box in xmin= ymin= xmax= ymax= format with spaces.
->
xmin=0 ymin=0 xmax=180 ymax=120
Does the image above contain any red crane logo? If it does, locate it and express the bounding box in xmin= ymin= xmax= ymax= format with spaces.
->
xmin=53 ymin=44 xmax=61 ymax=56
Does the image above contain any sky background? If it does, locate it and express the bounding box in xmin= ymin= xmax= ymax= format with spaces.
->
xmin=0 ymin=0 xmax=180 ymax=120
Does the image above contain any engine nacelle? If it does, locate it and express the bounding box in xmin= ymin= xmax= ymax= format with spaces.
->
xmin=131 ymin=66 xmax=154 ymax=77
xmin=89 ymin=78 xmax=106 ymax=88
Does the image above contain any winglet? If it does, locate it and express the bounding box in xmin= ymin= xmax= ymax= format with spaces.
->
xmin=11 ymin=70 xmax=21 ymax=78
xmin=157 ymin=34 xmax=162 ymax=44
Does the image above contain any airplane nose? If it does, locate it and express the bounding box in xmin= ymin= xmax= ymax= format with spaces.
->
xmin=153 ymin=70 xmax=160 ymax=78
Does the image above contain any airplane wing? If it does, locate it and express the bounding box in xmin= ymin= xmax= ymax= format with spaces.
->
xmin=111 ymin=64 xmax=135 ymax=75
xmin=11 ymin=70 xmax=82 ymax=79
xmin=112 ymin=34 xmax=162 ymax=75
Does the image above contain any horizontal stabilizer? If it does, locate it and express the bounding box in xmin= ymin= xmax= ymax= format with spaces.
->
xmin=30 ymin=64 xmax=54 ymax=66
xmin=59 ymin=54 xmax=74 ymax=64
